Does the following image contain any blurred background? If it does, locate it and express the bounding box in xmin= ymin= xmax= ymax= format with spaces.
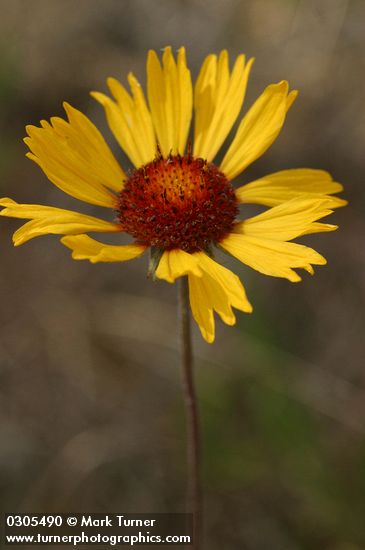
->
xmin=0 ymin=0 xmax=364 ymax=548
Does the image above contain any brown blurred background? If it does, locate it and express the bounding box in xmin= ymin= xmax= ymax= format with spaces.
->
xmin=0 ymin=1 xmax=364 ymax=548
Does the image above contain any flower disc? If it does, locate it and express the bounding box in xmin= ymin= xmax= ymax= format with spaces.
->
xmin=117 ymin=155 xmax=238 ymax=252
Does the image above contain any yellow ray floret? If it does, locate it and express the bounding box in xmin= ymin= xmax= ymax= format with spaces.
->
xmin=156 ymin=249 xmax=252 ymax=342
xmin=0 ymin=198 xmax=121 ymax=246
xmin=220 ymin=196 xmax=335 ymax=282
xmin=221 ymin=234 xmax=326 ymax=282
xmin=91 ymin=73 xmax=156 ymax=168
xmin=155 ymin=248 xmax=203 ymax=282
xmin=147 ymin=46 xmax=193 ymax=157
xmin=236 ymin=168 xmax=347 ymax=208
xmin=220 ymin=81 xmax=297 ymax=180
xmin=193 ymin=50 xmax=254 ymax=162
xmin=234 ymin=196 xmax=338 ymax=241
xmin=61 ymin=235 xmax=146 ymax=263
xmin=24 ymin=103 xmax=125 ymax=208
xmin=188 ymin=253 xmax=252 ymax=343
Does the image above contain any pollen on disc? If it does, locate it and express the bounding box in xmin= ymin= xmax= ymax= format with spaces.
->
xmin=117 ymin=154 xmax=238 ymax=253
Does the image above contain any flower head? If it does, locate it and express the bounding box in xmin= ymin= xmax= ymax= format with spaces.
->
xmin=0 ymin=47 xmax=346 ymax=342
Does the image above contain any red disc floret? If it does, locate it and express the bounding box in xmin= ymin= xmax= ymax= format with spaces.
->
xmin=117 ymin=154 xmax=238 ymax=253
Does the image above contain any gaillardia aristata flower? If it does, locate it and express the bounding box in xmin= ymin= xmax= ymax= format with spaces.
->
xmin=0 ymin=47 xmax=346 ymax=342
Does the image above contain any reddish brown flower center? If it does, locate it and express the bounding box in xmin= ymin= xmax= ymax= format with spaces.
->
xmin=117 ymin=154 xmax=238 ymax=253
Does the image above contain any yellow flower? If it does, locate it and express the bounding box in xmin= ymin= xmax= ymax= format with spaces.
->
xmin=0 ymin=47 xmax=346 ymax=343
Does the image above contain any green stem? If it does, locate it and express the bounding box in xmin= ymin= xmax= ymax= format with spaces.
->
xmin=178 ymin=277 xmax=203 ymax=549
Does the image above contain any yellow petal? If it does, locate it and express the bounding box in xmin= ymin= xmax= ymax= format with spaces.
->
xmin=286 ymin=90 xmax=298 ymax=111
xmin=61 ymin=235 xmax=146 ymax=263
xmin=62 ymin=103 xmax=126 ymax=193
xmin=91 ymin=73 xmax=156 ymax=167
xmin=300 ymin=222 xmax=338 ymax=235
xmin=147 ymin=46 xmax=192 ymax=157
xmin=176 ymin=48 xmax=193 ymax=154
xmin=188 ymin=253 xmax=252 ymax=343
xmin=194 ymin=252 xmax=252 ymax=314
xmin=193 ymin=51 xmax=254 ymax=162
xmin=155 ymin=249 xmax=252 ymax=341
xmin=155 ymin=249 xmax=203 ymax=283
xmin=234 ymin=197 xmax=336 ymax=241
xmin=91 ymin=92 xmax=143 ymax=168
xmin=236 ymin=168 xmax=347 ymax=208
xmin=188 ymin=274 xmax=215 ymax=343
xmin=220 ymin=233 xmax=326 ymax=282
xmin=220 ymin=81 xmax=297 ymax=180
xmin=0 ymin=198 xmax=121 ymax=245
xmin=24 ymin=104 xmax=125 ymax=208
xmin=192 ymin=54 xmax=216 ymax=157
